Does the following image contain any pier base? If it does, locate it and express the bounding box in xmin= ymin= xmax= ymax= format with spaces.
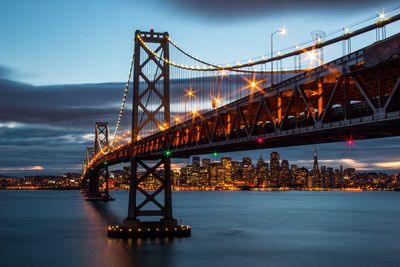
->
xmin=107 ymin=223 xmax=191 ymax=238
xmin=84 ymin=192 xmax=115 ymax=202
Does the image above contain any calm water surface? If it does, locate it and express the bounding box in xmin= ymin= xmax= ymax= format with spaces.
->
xmin=1 ymin=190 xmax=399 ymax=267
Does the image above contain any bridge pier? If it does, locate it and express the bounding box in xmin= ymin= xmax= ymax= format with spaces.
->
xmin=84 ymin=166 xmax=114 ymax=202
xmin=113 ymin=156 xmax=190 ymax=238
xmin=121 ymin=156 xmax=181 ymax=230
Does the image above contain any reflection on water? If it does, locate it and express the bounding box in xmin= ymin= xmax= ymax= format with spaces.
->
xmin=1 ymin=190 xmax=400 ymax=267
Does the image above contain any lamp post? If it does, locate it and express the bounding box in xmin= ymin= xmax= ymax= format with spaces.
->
xmin=270 ymin=27 xmax=287 ymax=87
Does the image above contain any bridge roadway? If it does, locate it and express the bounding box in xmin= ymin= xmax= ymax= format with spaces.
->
xmin=89 ymin=33 xmax=400 ymax=170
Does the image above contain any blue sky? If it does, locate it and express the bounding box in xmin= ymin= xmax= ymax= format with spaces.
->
xmin=0 ymin=0 xmax=399 ymax=176
xmin=1 ymin=0 xmax=396 ymax=85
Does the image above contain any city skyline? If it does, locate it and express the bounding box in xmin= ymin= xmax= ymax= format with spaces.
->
xmin=3 ymin=149 xmax=398 ymax=191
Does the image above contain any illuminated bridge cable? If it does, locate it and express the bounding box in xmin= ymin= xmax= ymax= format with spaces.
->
xmin=168 ymin=37 xmax=219 ymax=68
xmin=140 ymin=7 xmax=400 ymax=73
xmin=110 ymin=51 xmax=135 ymax=148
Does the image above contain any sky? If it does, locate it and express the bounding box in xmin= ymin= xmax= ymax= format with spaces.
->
xmin=1 ymin=0 xmax=400 ymax=176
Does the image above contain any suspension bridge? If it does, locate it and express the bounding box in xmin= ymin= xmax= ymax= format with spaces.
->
xmin=81 ymin=10 xmax=400 ymax=238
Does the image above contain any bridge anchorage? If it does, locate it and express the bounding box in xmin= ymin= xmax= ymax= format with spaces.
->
xmin=82 ymin=12 xmax=400 ymax=239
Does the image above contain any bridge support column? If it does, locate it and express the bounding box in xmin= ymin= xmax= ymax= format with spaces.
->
xmin=277 ymin=93 xmax=282 ymax=126
xmin=87 ymin=169 xmax=99 ymax=198
xmin=104 ymin=166 xmax=109 ymax=196
xmin=318 ymin=78 xmax=323 ymax=118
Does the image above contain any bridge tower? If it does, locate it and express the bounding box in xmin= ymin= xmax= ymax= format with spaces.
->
xmin=88 ymin=122 xmax=113 ymax=200
xmin=82 ymin=146 xmax=94 ymax=192
xmin=124 ymin=30 xmax=177 ymax=229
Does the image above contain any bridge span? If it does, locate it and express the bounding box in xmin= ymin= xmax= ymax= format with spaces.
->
xmin=81 ymin=14 xmax=400 ymax=238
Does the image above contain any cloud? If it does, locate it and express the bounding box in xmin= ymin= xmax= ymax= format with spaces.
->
xmin=0 ymin=66 xmax=13 ymax=79
xmin=0 ymin=165 xmax=44 ymax=172
xmin=152 ymin=0 xmax=397 ymax=20
xmin=374 ymin=161 xmax=400 ymax=169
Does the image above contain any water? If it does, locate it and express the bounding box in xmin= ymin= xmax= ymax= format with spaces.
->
xmin=1 ymin=190 xmax=399 ymax=267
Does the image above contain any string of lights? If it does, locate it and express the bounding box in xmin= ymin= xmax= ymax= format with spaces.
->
xmin=110 ymin=53 xmax=135 ymax=147
xmin=139 ymin=7 xmax=400 ymax=73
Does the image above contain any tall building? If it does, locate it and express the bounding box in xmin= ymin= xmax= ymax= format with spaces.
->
xmin=242 ymin=157 xmax=252 ymax=166
xmin=270 ymin=152 xmax=280 ymax=187
xmin=221 ymin=157 xmax=233 ymax=184
xmin=231 ymin=160 xmax=242 ymax=183
xmin=290 ymin=164 xmax=298 ymax=187
xmin=209 ymin=162 xmax=220 ymax=186
xmin=309 ymin=148 xmax=321 ymax=188
xmin=192 ymin=156 xmax=201 ymax=168
xmin=202 ymin=158 xmax=211 ymax=169
xmin=326 ymin=167 xmax=335 ymax=188
xmin=202 ymin=158 xmax=211 ymax=184
xmin=294 ymin=167 xmax=308 ymax=188
xmin=242 ymin=157 xmax=255 ymax=186
xmin=280 ymin=160 xmax=291 ymax=187
xmin=256 ymin=156 xmax=269 ymax=186
xmin=320 ymin=166 xmax=326 ymax=188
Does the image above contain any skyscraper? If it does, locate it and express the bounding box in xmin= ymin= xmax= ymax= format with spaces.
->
xmin=270 ymin=152 xmax=280 ymax=188
xmin=256 ymin=156 xmax=269 ymax=187
xmin=280 ymin=160 xmax=290 ymax=187
xmin=221 ymin=157 xmax=232 ymax=184
xmin=192 ymin=156 xmax=201 ymax=168
xmin=309 ymin=148 xmax=321 ymax=188
xmin=242 ymin=157 xmax=255 ymax=186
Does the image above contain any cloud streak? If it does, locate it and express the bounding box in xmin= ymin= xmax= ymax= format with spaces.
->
xmin=0 ymin=165 xmax=44 ymax=172
xmin=151 ymin=0 xmax=397 ymax=20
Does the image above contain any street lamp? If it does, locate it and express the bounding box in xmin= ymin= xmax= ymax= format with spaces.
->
xmin=270 ymin=27 xmax=287 ymax=87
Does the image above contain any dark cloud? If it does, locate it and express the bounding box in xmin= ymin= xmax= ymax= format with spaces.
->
xmin=0 ymin=66 xmax=13 ymax=79
xmin=0 ymin=70 xmax=128 ymax=176
xmin=1 ymin=65 xmax=399 ymax=176
xmin=154 ymin=0 xmax=396 ymax=20
xmin=0 ymin=78 xmax=124 ymax=129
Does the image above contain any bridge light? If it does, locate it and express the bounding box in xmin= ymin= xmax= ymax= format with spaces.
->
xmin=174 ymin=116 xmax=181 ymax=122
xmin=257 ymin=137 xmax=263 ymax=144
xmin=244 ymin=75 xmax=264 ymax=92
xmin=279 ymin=26 xmax=287 ymax=35
xmin=165 ymin=150 xmax=172 ymax=157
xmin=346 ymin=136 xmax=354 ymax=147
xmin=378 ymin=11 xmax=386 ymax=22
xmin=185 ymin=88 xmax=195 ymax=97
xmin=219 ymin=69 xmax=227 ymax=77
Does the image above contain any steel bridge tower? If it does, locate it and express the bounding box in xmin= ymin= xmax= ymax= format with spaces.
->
xmin=87 ymin=122 xmax=113 ymax=200
xmin=124 ymin=30 xmax=177 ymax=229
